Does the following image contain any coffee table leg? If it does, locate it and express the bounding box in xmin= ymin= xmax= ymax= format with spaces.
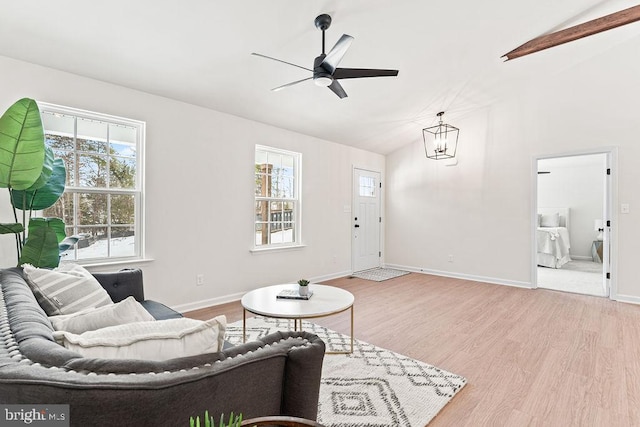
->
xmin=243 ymin=309 xmax=247 ymax=343
xmin=350 ymin=305 xmax=354 ymax=354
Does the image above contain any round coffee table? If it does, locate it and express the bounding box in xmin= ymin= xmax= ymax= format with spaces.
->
xmin=241 ymin=284 xmax=354 ymax=354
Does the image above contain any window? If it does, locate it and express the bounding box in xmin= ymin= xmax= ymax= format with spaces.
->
xmin=39 ymin=103 xmax=144 ymax=263
xmin=254 ymin=145 xmax=301 ymax=248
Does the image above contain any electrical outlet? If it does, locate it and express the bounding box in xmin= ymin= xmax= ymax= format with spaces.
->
xmin=448 ymin=255 xmax=454 ymax=262
xmin=196 ymin=274 xmax=204 ymax=286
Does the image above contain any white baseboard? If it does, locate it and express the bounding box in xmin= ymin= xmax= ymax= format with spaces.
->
xmin=614 ymin=293 xmax=640 ymax=305
xmin=311 ymin=270 xmax=353 ymax=283
xmin=571 ymin=255 xmax=592 ymax=261
xmin=172 ymin=269 xmax=353 ymax=314
xmin=173 ymin=292 xmax=246 ymax=314
xmin=385 ymin=263 xmax=533 ymax=289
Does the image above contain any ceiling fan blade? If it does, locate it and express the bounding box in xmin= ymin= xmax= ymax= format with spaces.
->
xmin=271 ymin=77 xmax=313 ymax=92
xmin=251 ymin=53 xmax=313 ymax=72
xmin=328 ymin=80 xmax=348 ymax=99
xmin=321 ymin=34 xmax=354 ymax=74
xmin=333 ymin=68 xmax=399 ymax=79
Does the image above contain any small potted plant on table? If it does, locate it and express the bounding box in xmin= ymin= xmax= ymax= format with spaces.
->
xmin=297 ymin=279 xmax=310 ymax=296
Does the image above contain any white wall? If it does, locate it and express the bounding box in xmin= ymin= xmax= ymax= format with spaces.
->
xmin=386 ymin=36 xmax=640 ymax=302
xmin=538 ymin=155 xmax=606 ymax=259
xmin=0 ymin=56 xmax=385 ymax=310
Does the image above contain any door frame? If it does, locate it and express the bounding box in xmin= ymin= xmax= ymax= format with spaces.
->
xmin=351 ymin=167 xmax=382 ymax=273
xmin=531 ymin=147 xmax=618 ymax=299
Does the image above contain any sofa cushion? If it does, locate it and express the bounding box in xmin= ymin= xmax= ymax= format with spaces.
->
xmin=49 ymin=296 xmax=155 ymax=334
xmin=23 ymin=263 xmax=113 ymax=316
xmin=53 ymin=315 xmax=226 ymax=361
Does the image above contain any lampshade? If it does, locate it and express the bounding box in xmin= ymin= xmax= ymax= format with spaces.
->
xmin=423 ymin=112 xmax=459 ymax=160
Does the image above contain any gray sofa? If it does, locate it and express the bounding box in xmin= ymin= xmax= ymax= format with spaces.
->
xmin=0 ymin=267 xmax=325 ymax=426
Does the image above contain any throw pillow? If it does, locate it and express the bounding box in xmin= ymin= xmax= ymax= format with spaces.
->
xmin=49 ymin=296 xmax=155 ymax=334
xmin=53 ymin=315 xmax=226 ymax=361
xmin=23 ymin=263 xmax=113 ymax=316
xmin=540 ymin=212 xmax=560 ymax=227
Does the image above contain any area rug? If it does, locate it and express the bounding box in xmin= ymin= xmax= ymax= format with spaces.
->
xmin=350 ymin=268 xmax=410 ymax=282
xmin=226 ymin=317 xmax=466 ymax=426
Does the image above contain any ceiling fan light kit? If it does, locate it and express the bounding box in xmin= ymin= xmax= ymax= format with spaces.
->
xmin=252 ymin=13 xmax=399 ymax=99
xmin=423 ymin=112 xmax=459 ymax=161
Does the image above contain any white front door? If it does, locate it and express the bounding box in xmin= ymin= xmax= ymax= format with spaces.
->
xmin=352 ymin=168 xmax=381 ymax=272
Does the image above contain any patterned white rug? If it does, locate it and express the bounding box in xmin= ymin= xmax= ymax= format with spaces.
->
xmin=350 ymin=268 xmax=410 ymax=282
xmin=226 ymin=317 xmax=466 ymax=426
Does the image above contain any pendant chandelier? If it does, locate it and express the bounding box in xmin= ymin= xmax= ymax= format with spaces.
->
xmin=422 ymin=111 xmax=459 ymax=160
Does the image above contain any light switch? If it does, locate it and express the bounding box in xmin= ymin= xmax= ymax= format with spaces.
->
xmin=621 ymin=203 xmax=630 ymax=214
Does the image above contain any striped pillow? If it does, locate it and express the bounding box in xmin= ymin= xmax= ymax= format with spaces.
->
xmin=23 ymin=263 xmax=113 ymax=316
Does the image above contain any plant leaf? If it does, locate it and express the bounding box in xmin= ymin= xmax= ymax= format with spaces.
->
xmin=12 ymin=157 xmax=66 ymax=211
xmin=0 ymin=98 xmax=45 ymax=190
xmin=0 ymin=223 xmax=24 ymax=234
xmin=26 ymin=146 xmax=54 ymax=192
xmin=19 ymin=217 xmax=66 ymax=268
xmin=58 ymin=234 xmax=85 ymax=253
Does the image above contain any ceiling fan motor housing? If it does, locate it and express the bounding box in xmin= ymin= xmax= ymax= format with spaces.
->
xmin=313 ymin=54 xmax=333 ymax=86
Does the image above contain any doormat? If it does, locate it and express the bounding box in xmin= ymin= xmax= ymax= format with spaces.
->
xmin=226 ymin=316 xmax=466 ymax=426
xmin=351 ymin=268 xmax=410 ymax=282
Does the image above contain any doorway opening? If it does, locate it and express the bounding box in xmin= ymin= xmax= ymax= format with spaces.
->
xmin=534 ymin=152 xmax=612 ymax=297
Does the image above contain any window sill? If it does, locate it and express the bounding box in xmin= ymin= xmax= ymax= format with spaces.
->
xmin=61 ymin=258 xmax=155 ymax=269
xmin=250 ymin=245 xmax=306 ymax=254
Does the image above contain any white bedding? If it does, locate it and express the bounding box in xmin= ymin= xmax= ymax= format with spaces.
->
xmin=537 ymin=227 xmax=571 ymax=268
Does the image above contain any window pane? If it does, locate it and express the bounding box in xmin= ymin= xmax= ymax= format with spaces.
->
xmin=109 ymin=123 xmax=137 ymax=148
xmin=266 ymin=152 xmax=282 ymax=170
xmin=271 ymin=223 xmax=294 ymax=244
xmin=109 ymin=157 xmax=136 ymax=189
xmin=111 ymin=194 xmax=135 ymax=225
xmin=42 ymin=112 xmax=74 ymax=138
xmin=77 ymin=117 xmax=107 ymax=153
xmin=255 ymin=150 xmax=267 ymax=165
xmin=59 ymin=226 xmax=77 ymax=261
xmin=255 ymin=223 xmax=268 ymax=246
xmin=43 ymin=194 xmax=74 ymax=227
xmin=255 ymin=173 xmax=267 ymax=196
xmin=46 ymin=133 xmax=75 ymax=151
xmin=281 ymin=155 xmax=294 ymax=178
xmin=255 ymin=200 xmax=269 ymax=222
xmin=79 ymin=193 xmax=107 ymax=225
xmin=359 ymin=176 xmax=376 ymax=197
xmin=110 ymin=227 xmax=135 ymax=257
xmin=76 ymin=226 xmax=108 ymax=259
xmin=78 ymin=154 xmax=107 ymax=187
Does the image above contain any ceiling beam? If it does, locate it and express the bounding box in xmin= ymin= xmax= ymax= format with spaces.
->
xmin=502 ymin=5 xmax=640 ymax=61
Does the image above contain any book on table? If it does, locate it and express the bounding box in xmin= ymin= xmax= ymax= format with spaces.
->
xmin=276 ymin=289 xmax=314 ymax=300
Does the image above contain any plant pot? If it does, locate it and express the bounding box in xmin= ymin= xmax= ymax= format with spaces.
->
xmin=299 ymin=285 xmax=309 ymax=296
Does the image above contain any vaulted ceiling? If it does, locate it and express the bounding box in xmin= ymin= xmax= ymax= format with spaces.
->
xmin=1 ymin=0 xmax=638 ymax=154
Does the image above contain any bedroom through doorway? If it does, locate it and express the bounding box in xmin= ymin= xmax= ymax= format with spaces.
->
xmin=534 ymin=152 xmax=611 ymax=297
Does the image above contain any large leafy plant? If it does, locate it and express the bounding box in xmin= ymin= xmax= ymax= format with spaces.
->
xmin=0 ymin=98 xmax=77 ymax=268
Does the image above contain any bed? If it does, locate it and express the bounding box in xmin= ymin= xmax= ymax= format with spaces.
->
xmin=537 ymin=207 xmax=571 ymax=268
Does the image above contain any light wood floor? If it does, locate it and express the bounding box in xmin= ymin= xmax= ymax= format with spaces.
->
xmin=186 ymin=273 xmax=640 ymax=426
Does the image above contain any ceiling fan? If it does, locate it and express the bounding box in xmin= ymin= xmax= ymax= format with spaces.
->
xmin=252 ymin=14 xmax=399 ymax=99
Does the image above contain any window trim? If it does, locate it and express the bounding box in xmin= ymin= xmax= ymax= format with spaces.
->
xmin=38 ymin=102 xmax=146 ymax=264
xmin=253 ymin=144 xmax=302 ymax=251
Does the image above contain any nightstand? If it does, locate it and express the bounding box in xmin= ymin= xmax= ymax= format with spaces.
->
xmin=591 ymin=240 xmax=603 ymax=263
